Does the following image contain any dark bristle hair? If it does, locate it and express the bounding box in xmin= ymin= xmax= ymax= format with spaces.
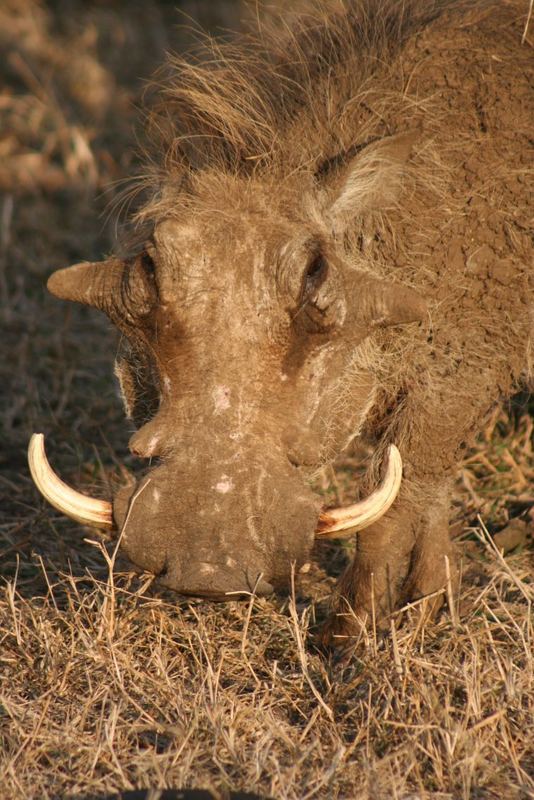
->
xmin=118 ymin=0 xmax=489 ymax=230
xmin=146 ymin=1 xmax=479 ymax=170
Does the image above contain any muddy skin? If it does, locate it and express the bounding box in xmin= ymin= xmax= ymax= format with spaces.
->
xmin=112 ymin=449 xmax=321 ymax=598
xmin=44 ymin=0 xmax=533 ymax=641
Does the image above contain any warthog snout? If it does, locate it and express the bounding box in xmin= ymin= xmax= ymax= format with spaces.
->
xmin=110 ymin=445 xmax=321 ymax=597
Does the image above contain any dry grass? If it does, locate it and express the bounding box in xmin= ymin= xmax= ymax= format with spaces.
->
xmin=0 ymin=2 xmax=532 ymax=799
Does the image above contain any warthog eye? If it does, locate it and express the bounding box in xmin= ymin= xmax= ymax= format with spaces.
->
xmin=140 ymin=250 xmax=156 ymax=280
xmin=120 ymin=249 xmax=158 ymax=322
xmin=304 ymin=253 xmax=328 ymax=296
xmin=294 ymin=247 xmax=343 ymax=333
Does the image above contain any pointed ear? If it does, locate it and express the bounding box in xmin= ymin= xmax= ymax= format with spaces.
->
xmin=47 ymin=258 xmax=123 ymax=310
xmin=327 ymin=130 xmax=420 ymax=234
xmin=347 ymin=272 xmax=428 ymax=329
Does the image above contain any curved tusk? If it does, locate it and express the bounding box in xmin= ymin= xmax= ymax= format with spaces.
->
xmin=315 ymin=444 xmax=402 ymax=538
xmin=28 ymin=433 xmax=114 ymax=529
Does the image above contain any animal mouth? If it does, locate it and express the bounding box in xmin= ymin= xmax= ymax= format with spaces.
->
xmin=28 ymin=432 xmax=402 ymax=541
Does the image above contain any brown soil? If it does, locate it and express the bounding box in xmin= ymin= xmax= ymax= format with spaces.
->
xmin=0 ymin=3 xmax=533 ymax=799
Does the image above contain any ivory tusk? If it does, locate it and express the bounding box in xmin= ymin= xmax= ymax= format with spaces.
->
xmin=315 ymin=444 xmax=402 ymax=538
xmin=28 ymin=433 xmax=114 ymax=529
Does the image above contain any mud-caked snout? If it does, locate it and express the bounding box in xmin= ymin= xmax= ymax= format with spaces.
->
xmin=112 ymin=450 xmax=321 ymax=598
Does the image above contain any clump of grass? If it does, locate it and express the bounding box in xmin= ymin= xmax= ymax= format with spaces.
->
xmin=1 ymin=496 xmax=532 ymax=798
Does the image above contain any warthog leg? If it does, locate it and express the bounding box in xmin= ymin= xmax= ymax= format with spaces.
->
xmin=320 ymin=480 xmax=458 ymax=647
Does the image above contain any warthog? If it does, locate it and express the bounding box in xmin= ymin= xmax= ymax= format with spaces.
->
xmin=30 ymin=0 xmax=532 ymax=643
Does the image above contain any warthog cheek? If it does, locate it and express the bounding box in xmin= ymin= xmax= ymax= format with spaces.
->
xmin=112 ymin=482 xmax=136 ymax=532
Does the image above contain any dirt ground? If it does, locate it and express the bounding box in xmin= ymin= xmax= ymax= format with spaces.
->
xmin=0 ymin=2 xmax=533 ymax=799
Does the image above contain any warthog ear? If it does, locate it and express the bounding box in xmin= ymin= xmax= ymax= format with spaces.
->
xmin=47 ymin=258 xmax=123 ymax=310
xmin=327 ymin=130 xmax=420 ymax=234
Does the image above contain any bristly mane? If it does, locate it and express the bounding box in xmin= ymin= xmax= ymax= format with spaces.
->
xmin=130 ymin=0 xmax=481 ymax=221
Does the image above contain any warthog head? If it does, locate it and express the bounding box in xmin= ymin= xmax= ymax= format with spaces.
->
xmin=30 ymin=131 xmax=426 ymax=599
